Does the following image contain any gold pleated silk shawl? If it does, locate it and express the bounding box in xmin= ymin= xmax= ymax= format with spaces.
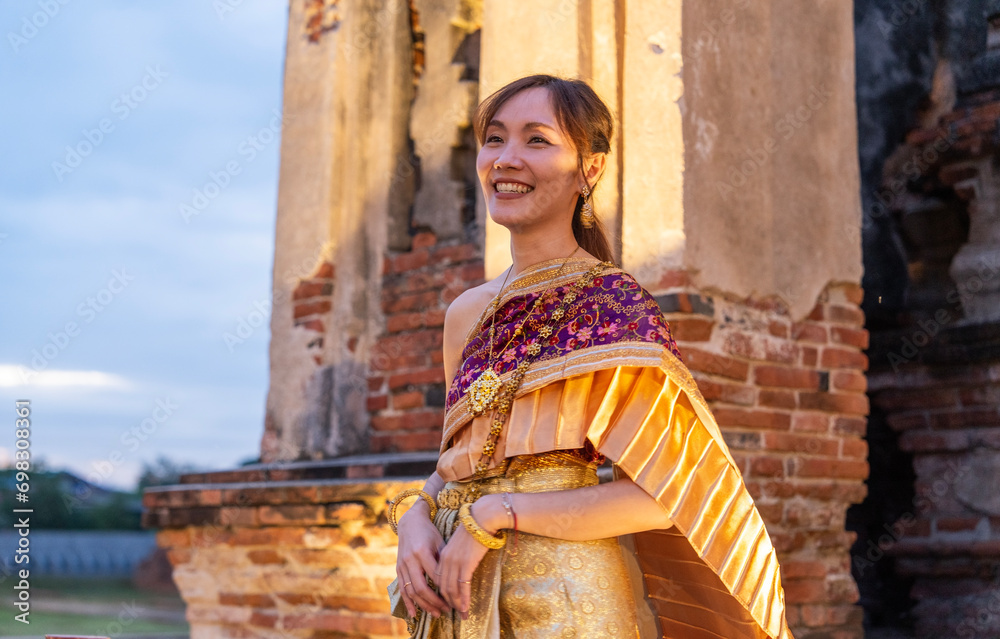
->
xmin=438 ymin=258 xmax=793 ymax=639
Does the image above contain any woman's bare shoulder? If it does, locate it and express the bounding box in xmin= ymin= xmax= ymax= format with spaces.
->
xmin=444 ymin=279 xmax=502 ymax=347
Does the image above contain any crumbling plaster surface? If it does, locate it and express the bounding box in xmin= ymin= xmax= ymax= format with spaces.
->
xmin=681 ymin=0 xmax=863 ymax=320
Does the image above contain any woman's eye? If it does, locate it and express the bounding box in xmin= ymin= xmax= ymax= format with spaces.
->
xmin=486 ymin=134 xmax=503 ymax=143
xmin=529 ymin=136 xmax=549 ymax=144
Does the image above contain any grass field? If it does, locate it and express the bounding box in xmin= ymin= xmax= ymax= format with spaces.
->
xmin=0 ymin=576 xmax=188 ymax=638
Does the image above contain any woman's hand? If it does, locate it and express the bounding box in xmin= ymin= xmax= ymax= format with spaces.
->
xmin=436 ymin=501 xmax=495 ymax=619
xmin=395 ymin=504 xmax=449 ymax=619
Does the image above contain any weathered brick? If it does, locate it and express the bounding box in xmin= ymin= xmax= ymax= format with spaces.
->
xmin=713 ymin=407 xmax=791 ymax=430
xmin=792 ymin=458 xmax=869 ymax=480
xmin=694 ymin=378 xmax=755 ymax=405
xmin=666 ymin=317 xmax=714 ymax=341
xmin=825 ymin=304 xmax=865 ymax=326
xmin=389 ymin=250 xmax=430 ymax=273
xmin=790 ymin=322 xmax=828 ymax=344
xmin=799 ymin=391 xmax=869 ymax=415
xmin=830 ymin=326 xmax=869 ymax=349
xmin=320 ymin=594 xmax=393 ymax=613
xmin=831 ymin=370 xmax=867 ymax=392
xmin=392 ymin=390 xmax=425 ymax=410
xmin=759 ymin=389 xmax=797 ymax=409
xmin=900 ymin=430 xmax=970 ymax=452
xmin=386 ymin=312 xmax=423 ymax=333
xmin=382 ymin=290 xmax=440 ymax=314
xmin=820 ymin=347 xmax=868 ymax=370
xmin=782 ymin=560 xmax=828 ymax=579
xmin=764 ymin=432 xmax=839 ymax=456
xmin=228 ymin=527 xmax=307 ymax=546
xmin=749 ymin=455 xmax=785 ymax=478
xmin=784 ymin=578 xmax=827 ymax=603
xmin=682 ymin=347 xmax=750 ymax=380
xmin=247 ymin=549 xmax=286 ymax=565
xmin=936 ymin=516 xmax=981 ymax=532
xmin=326 ymin=503 xmax=367 ymax=523
xmin=249 ymin=610 xmax=279 ymax=628
xmin=293 ymin=281 xmax=330 ymax=300
xmin=258 ymin=505 xmax=325 ymax=526
xmin=792 ymin=413 xmax=830 ymax=433
xmin=366 ymin=394 xmax=388 ymax=412
xmin=293 ymin=299 xmax=332 ymax=319
xmin=371 ymin=430 xmax=441 ymax=453
xmin=754 ymin=365 xmax=820 ymax=389
xmin=371 ymin=410 xmax=442 ymax=432
xmin=219 ymin=592 xmax=275 ymax=607
xmin=412 ymin=231 xmax=436 ymax=249
xmin=928 ymin=408 xmax=1000 ymax=429
xmin=388 ymin=367 xmax=446 ymax=389
xmin=801 ymin=346 xmax=819 ymax=367
xmin=768 ymin=320 xmax=789 ymax=338
xmin=156 ymin=528 xmax=192 ymax=548
xmin=841 ymin=438 xmax=868 ymax=459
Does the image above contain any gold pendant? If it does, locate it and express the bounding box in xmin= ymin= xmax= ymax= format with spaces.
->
xmin=467 ymin=368 xmax=501 ymax=416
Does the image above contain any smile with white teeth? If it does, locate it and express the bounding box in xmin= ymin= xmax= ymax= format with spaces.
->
xmin=495 ymin=182 xmax=533 ymax=194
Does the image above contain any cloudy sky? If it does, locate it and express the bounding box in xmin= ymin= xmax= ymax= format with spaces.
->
xmin=0 ymin=1 xmax=289 ymax=489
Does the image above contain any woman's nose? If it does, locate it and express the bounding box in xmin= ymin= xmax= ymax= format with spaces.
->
xmin=494 ymin=143 xmax=524 ymax=170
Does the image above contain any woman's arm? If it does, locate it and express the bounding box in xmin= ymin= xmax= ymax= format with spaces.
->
xmin=471 ymin=475 xmax=673 ymax=540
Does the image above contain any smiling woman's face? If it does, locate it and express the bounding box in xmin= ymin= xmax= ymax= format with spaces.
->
xmin=476 ymin=87 xmax=582 ymax=232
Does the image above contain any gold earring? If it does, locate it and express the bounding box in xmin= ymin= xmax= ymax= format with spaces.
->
xmin=580 ymin=185 xmax=595 ymax=228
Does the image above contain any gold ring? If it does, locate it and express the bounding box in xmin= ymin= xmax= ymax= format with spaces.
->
xmin=459 ymin=579 xmax=472 ymax=583
xmin=403 ymin=581 xmax=412 ymax=589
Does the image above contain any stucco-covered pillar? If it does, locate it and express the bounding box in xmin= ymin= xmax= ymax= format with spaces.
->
xmin=262 ymin=0 xmax=415 ymax=462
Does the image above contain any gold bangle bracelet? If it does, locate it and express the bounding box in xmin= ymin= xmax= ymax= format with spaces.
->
xmin=458 ymin=503 xmax=506 ymax=549
xmin=388 ymin=489 xmax=438 ymax=534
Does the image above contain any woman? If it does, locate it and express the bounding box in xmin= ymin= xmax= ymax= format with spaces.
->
xmin=389 ymin=75 xmax=793 ymax=639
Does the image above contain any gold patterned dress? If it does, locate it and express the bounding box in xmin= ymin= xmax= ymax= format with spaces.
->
xmin=393 ymin=257 xmax=794 ymax=639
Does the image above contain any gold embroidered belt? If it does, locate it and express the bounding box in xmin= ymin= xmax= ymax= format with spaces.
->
xmin=435 ymin=451 xmax=601 ymax=512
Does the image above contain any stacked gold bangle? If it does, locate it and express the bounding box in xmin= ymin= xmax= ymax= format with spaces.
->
xmin=388 ymin=489 xmax=438 ymax=534
xmin=458 ymin=503 xmax=506 ymax=549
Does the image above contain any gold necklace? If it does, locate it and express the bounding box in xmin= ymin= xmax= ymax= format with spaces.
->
xmin=474 ymin=258 xmax=611 ymax=475
xmin=466 ymin=246 xmax=582 ymax=417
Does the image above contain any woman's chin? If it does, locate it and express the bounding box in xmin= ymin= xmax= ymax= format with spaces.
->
xmin=487 ymin=207 xmax=528 ymax=229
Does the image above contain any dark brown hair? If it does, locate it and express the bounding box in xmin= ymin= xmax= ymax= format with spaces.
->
xmin=473 ymin=74 xmax=616 ymax=264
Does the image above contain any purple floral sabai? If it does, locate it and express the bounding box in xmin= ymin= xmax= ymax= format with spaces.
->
xmin=446 ymin=270 xmax=683 ymax=411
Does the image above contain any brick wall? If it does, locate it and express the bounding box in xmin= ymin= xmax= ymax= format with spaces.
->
xmin=861 ymin=63 xmax=1000 ymax=636
xmin=144 ymin=456 xmax=437 ymax=639
xmin=368 ymin=231 xmax=483 ymax=454
xmin=868 ymin=323 xmax=1000 ymax=638
xmin=641 ymin=273 xmax=870 ymax=638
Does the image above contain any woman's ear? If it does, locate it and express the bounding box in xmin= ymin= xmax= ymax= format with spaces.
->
xmin=581 ymin=153 xmax=607 ymax=186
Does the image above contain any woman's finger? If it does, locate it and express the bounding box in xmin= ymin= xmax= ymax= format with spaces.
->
xmin=405 ymin=559 xmax=448 ymax=615
xmin=413 ymin=552 xmax=448 ymax=615
xmin=397 ymin=567 xmax=416 ymax=619
xmin=438 ymin=550 xmax=458 ymax=610
xmin=459 ymin=573 xmax=473 ymax=620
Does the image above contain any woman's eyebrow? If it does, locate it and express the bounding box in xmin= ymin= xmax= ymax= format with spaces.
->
xmin=486 ymin=120 xmax=558 ymax=133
